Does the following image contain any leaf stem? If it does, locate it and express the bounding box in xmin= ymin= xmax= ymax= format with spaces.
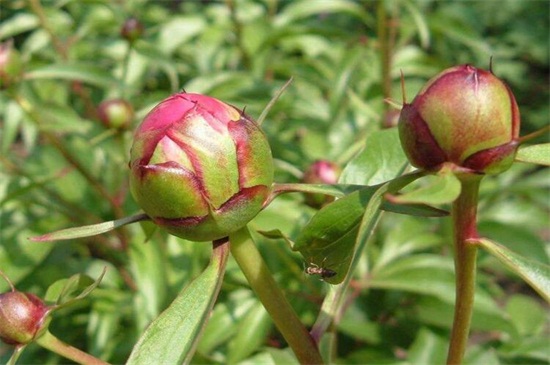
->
xmin=229 ymin=226 xmax=324 ymax=365
xmin=446 ymin=173 xmax=482 ymax=365
xmin=36 ymin=331 xmax=110 ymax=365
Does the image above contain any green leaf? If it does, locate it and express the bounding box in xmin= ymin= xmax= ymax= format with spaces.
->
xmin=0 ymin=13 xmax=39 ymax=40
xmin=0 ymin=231 xmax=54 ymax=292
xmin=506 ymin=294 xmax=547 ymax=338
xmin=407 ymin=328 xmax=447 ymax=365
xmin=257 ymin=229 xmax=296 ymax=249
xmin=30 ymin=213 xmax=149 ymax=242
xmin=476 ymin=238 xmax=550 ymax=303
xmin=294 ymin=186 xmax=380 ymax=284
xmin=389 ymin=170 xmax=461 ymax=205
xmin=515 ymin=143 xmax=550 ymax=166
xmin=227 ymin=302 xmax=271 ymax=363
xmin=44 ymin=268 xmax=106 ymax=307
xmin=130 ymin=232 xmax=169 ymax=329
xmin=274 ymin=0 xmax=372 ymax=28
xmin=157 ymin=16 xmax=206 ymax=55
xmin=24 ymin=63 xmax=121 ymax=89
xmin=499 ymin=336 xmax=550 ymax=362
xmin=339 ymin=129 xmax=408 ymax=185
xmin=381 ymin=201 xmax=449 ymax=217
xmin=402 ymin=0 xmax=431 ymax=48
xmin=126 ymin=241 xmax=230 ymax=365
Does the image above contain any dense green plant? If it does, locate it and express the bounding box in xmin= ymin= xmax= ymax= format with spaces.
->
xmin=1 ymin=1 xmax=548 ymax=364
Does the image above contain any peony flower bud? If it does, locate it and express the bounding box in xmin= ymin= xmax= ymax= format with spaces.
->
xmin=398 ymin=64 xmax=520 ymax=174
xmin=120 ymin=18 xmax=144 ymax=44
xmin=301 ymin=160 xmax=341 ymax=208
xmin=0 ymin=41 xmax=23 ymax=89
xmin=98 ymin=98 xmax=134 ymax=130
xmin=0 ymin=292 xmax=49 ymax=345
xmin=129 ymin=93 xmax=274 ymax=241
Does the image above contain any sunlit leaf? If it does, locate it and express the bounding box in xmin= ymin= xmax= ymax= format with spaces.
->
xmin=515 ymin=143 xmax=550 ymax=166
xmin=24 ymin=63 xmax=121 ymax=89
xmin=30 ymin=213 xmax=150 ymax=242
xmin=44 ymin=268 xmax=106 ymax=307
xmin=126 ymin=241 xmax=229 ymax=365
xmin=389 ymin=170 xmax=461 ymax=205
xmin=476 ymin=238 xmax=550 ymax=303
xmin=339 ymin=129 xmax=408 ymax=186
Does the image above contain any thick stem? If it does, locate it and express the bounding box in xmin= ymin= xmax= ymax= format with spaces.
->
xmin=36 ymin=331 xmax=110 ymax=365
xmin=229 ymin=226 xmax=324 ymax=365
xmin=446 ymin=174 xmax=482 ymax=365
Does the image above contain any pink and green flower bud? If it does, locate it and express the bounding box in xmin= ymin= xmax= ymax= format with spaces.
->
xmin=129 ymin=93 xmax=274 ymax=242
xmin=302 ymin=160 xmax=341 ymax=208
xmin=398 ymin=64 xmax=520 ymax=174
xmin=98 ymin=98 xmax=134 ymax=130
xmin=0 ymin=41 xmax=23 ymax=89
xmin=0 ymin=292 xmax=49 ymax=345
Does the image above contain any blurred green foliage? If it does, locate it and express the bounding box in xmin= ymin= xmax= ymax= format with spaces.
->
xmin=0 ymin=0 xmax=548 ymax=364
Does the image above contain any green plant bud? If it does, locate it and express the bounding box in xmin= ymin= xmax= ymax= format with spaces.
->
xmin=0 ymin=292 xmax=48 ymax=345
xmin=129 ymin=93 xmax=274 ymax=241
xmin=0 ymin=41 xmax=23 ymax=89
xmin=398 ymin=64 xmax=520 ymax=174
xmin=301 ymin=160 xmax=341 ymax=208
xmin=98 ymin=98 xmax=134 ymax=130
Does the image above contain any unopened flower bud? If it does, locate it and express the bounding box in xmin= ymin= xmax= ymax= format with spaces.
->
xmin=129 ymin=93 xmax=274 ymax=241
xmin=120 ymin=18 xmax=144 ymax=43
xmin=0 ymin=41 xmax=23 ymax=89
xmin=302 ymin=160 xmax=341 ymax=208
xmin=398 ymin=64 xmax=520 ymax=174
xmin=98 ymin=99 xmax=134 ymax=130
xmin=0 ymin=292 xmax=48 ymax=345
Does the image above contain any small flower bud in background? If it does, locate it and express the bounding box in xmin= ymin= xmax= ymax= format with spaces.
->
xmin=398 ymin=64 xmax=520 ymax=175
xmin=98 ymin=99 xmax=134 ymax=130
xmin=302 ymin=160 xmax=341 ymax=208
xmin=129 ymin=93 xmax=274 ymax=242
xmin=0 ymin=291 xmax=49 ymax=345
xmin=0 ymin=41 xmax=23 ymax=89
xmin=120 ymin=17 xmax=144 ymax=44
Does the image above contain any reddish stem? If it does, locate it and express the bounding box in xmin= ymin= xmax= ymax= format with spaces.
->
xmin=446 ymin=173 xmax=482 ymax=365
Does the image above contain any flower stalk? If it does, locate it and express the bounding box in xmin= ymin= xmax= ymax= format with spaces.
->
xmin=36 ymin=330 xmax=110 ymax=365
xmin=446 ymin=173 xmax=482 ymax=365
xmin=229 ymin=226 xmax=324 ymax=365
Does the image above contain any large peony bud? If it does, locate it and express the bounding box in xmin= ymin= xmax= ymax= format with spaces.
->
xmin=0 ymin=292 xmax=49 ymax=345
xmin=398 ymin=64 xmax=520 ymax=174
xmin=129 ymin=93 xmax=274 ymax=241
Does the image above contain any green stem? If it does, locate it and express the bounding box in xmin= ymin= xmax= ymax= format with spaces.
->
xmin=377 ymin=0 xmax=391 ymax=107
xmin=36 ymin=331 xmax=110 ymax=365
xmin=229 ymin=226 xmax=324 ymax=365
xmin=446 ymin=174 xmax=482 ymax=365
xmin=28 ymin=0 xmax=67 ymax=58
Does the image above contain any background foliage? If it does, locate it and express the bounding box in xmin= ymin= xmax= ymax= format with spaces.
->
xmin=0 ymin=0 xmax=548 ymax=364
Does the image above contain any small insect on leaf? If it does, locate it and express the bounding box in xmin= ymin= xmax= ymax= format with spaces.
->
xmin=305 ymin=262 xmax=337 ymax=280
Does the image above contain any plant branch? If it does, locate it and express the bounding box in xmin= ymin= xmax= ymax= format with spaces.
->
xmin=518 ymin=125 xmax=550 ymax=144
xmin=229 ymin=226 xmax=324 ymax=365
xmin=28 ymin=0 xmax=67 ymax=58
xmin=12 ymin=95 xmax=125 ymax=219
xmin=446 ymin=173 xmax=482 ymax=365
